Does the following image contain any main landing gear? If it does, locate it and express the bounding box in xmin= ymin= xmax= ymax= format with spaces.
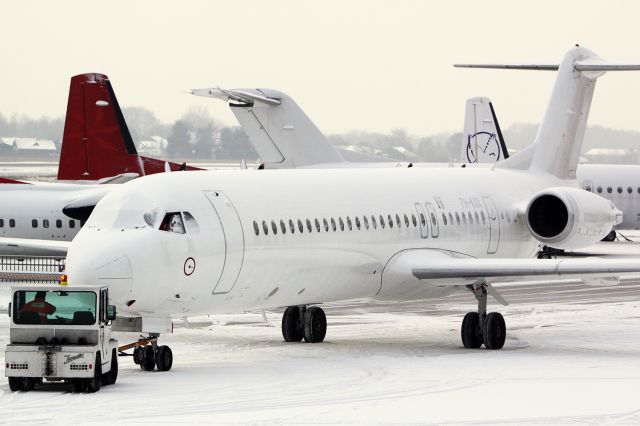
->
xmin=281 ymin=305 xmax=327 ymax=343
xmin=461 ymin=283 xmax=506 ymax=350
xmin=119 ymin=334 xmax=173 ymax=371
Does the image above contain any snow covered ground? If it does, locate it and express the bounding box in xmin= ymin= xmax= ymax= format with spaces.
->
xmin=2 ymin=280 xmax=640 ymax=424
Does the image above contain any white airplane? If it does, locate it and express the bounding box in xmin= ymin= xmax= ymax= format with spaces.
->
xmin=57 ymin=47 xmax=640 ymax=371
xmin=0 ymin=73 xmax=203 ymax=257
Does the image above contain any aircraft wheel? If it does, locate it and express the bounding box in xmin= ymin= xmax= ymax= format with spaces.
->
xmin=133 ymin=346 xmax=144 ymax=365
xmin=282 ymin=306 xmax=304 ymax=342
xmin=141 ymin=345 xmax=156 ymax=371
xmin=303 ymin=306 xmax=327 ymax=343
xmin=155 ymin=345 xmax=173 ymax=372
xmin=8 ymin=377 xmax=20 ymax=392
xmin=483 ymin=312 xmax=506 ymax=350
xmin=461 ymin=312 xmax=483 ymax=349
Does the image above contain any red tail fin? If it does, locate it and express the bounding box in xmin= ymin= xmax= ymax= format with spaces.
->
xmin=57 ymin=73 xmax=201 ymax=181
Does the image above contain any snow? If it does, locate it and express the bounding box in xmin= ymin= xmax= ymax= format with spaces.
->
xmin=2 ymin=281 xmax=640 ymax=424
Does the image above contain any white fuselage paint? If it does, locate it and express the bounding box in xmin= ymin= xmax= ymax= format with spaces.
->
xmin=577 ymin=164 xmax=640 ymax=230
xmin=65 ymin=166 xmax=599 ymax=318
xmin=0 ymin=183 xmax=107 ymax=241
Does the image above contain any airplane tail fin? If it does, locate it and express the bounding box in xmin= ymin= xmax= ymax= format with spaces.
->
xmin=190 ymin=88 xmax=345 ymax=168
xmin=58 ymin=73 xmax=200 ymax=181
xmin=461 ymin=97 xmax=508 ymax=164
xmin=456 ymin=46 xmax=640 ymax=179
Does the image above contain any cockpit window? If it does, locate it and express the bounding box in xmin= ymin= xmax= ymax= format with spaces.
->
xmin=182 ymin=212 xmax=199 ymax=234
xmin=160 ymin=212 xmax=186 ymax=234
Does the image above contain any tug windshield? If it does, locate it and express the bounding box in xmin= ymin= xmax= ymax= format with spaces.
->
xmin=13 ymin=291 xmax=97 ymax=325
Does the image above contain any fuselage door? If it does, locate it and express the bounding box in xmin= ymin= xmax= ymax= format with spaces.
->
xmin=204 ymin=191 xmax=245 ymax=294
xmin=425 ymin=202 xmax=439 ymax=238
xmin=482 ymin=196 xmax=500 ymax=254
xmin=414 ymin=203 xmax=429 ymax=239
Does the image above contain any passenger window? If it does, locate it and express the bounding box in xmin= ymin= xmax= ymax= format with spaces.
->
xmin=10 ymin=219 xmax=16 ymax=228
xmin=253 ymin=221 xmax=260 ymax=236
xmin=412 ymin=214 xmax=417 ymax=227
xmin=339 ymin=217 xmax=345 ymax=231
xmin=289 ymin=219 xmax=295 ymax=234
xmin=32 ymin=219 xmax=38 ymax=228
xmin=56 ymin=219 xmax=62 ymax=228
xmin=607 ymin=187 xmax=612 ymax=193
xmin=262 ymin=220 xmax=269 ymax=235
xmin=306 ymin=219 xmax=312 ymax=233
xmin=404 ymin=214 xmax=409 ymax=227
xmin=597 ymin=186 xmax=603 ymax=193
xmin=585 ymin=186 xmax=592 ymax=192
xmin=442 ymin=213 xmax=447 ymax=225
xmin=271 ymin=220 xmax=278 ymax=235
xmin=363 ymin=216 xmax=369 ymax=230
xmin=280 ymin=219 xmax=287 ymax=234
xmin=468 ymin=212 xmax=474 ymax=224
xmin=159 ymin=212 xmax=186 ymax=234
xmin=481 ymin=211 xmax=486 ymax=224
xmin=388 ymin=215 xmax=394 ymax=229
xmin=314 ymin=218 xmax=321 ymax=232
xmin=380 ymin=215 xmax=386 ymax=229
xmin=617 ymin=187 xmax=623 ymax=194
xmin=183 ymin=212 xmax=199 ymax=233
xmin=371 ymin=215 xmax=377 ymax=229
xmin=396 ymin=214 xmax=401 ymax=228
xmin=347 ymin=217 xmax=353 ymax=231
xmin=419 ymin=213 xmax=426 ymax=226
xmin=431 ymin=213 xmax=437 ymax=226
xmin=323 ymin=218 xmax=329 ymax=232
xmin=298 ymin=219 xmax=304 ymax=233
xmin=474 ymin=212 xmax=480 ymax=224
xmin=461 ymin=212 xmax=467 ymax=224
xmin=455 ymin=212 xmax=460 ymax=225
xmin=448 ymin=213 xmax=453 ymax=225
xmin=355 ymin=217 xmax=361 ymax=230
xmin=628 ymin=187 xmax=633 ymax=194
xmin=0 ymin=219 xmax=3 ymax=228
xmin=43 ymin=219 xmax=49 ymax=228
xmin=331 ymin=218 xmax=337 ymax=231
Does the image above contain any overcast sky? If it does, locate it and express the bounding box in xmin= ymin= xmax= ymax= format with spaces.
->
xmin=2 ymin=1 xmax=640 ymax=135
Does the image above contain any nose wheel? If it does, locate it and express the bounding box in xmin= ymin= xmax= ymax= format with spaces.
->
xmin=282 ymin=305 xmax=327 ymax=343
xmin=461 ymin=283 xmax=506 ymax=350
xmin=121 ymin=335 xmax=173 ymax=371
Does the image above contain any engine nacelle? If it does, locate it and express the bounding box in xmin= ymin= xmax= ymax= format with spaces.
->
xmin=526 ymin=187 xmax=622 ymax=250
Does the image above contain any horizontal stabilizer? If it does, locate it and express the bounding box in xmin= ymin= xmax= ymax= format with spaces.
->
xmin=190 ymin=87 xmax=281 ymax=106
xmin=455 ymin=62 xmax=640 ymax=73
xmin=455 ymin=64 xmax=559 ymax=70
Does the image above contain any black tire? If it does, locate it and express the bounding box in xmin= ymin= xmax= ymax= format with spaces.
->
xmin=104 ymin=350 xmax=118 ymax=385
xmin=156 ymin=345 xmax=173 ymax=372
xmin=73 ymin=380 xmax=84 ymax=393
xmin=141 ymin=345 xmax=156 ymax=371
xmin=282 ymin=306 xmax=304 ymax=342
xmin=303 ymin=306 xmax=327 ymax=343
xmin=461 ymin=312 xmax=483 ymax=349
xmin=483 ymin=312 xmax=506 ymax=350
xmin=8 ymin=377 xmax=20 ymax=392
xmin=133 ymin=346 xmax=143 ymax=365
xmin=85 ymin=353 xmax=102 ymax=393
xmin=18 ymin=377 xmax=34 ymax=392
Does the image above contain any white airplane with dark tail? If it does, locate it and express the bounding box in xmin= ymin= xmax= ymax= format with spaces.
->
xmin=60 ymin=46 xmax=640 ymax=371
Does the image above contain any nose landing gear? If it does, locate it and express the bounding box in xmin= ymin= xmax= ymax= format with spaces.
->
xmin=282 ymin=305 xmax=327 ymax=343
xmin=120 ymin=334 xmax=173 ymax=371
xmin=461 ymin=283 xmax=506 ymax=350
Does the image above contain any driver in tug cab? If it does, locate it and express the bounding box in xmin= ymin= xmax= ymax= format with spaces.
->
xmin=20 ymin=291 xmax=56 ymax=324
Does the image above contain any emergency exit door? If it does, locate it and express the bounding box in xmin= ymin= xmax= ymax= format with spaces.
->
xmin=205 ymin=191 xmax=245 ymax=294
xmin=482 ymin=196 xmax=500 ymax=254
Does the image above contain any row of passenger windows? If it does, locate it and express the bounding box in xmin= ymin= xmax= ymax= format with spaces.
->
xmin=0 ymin=219 xmax=77 ymax=229
xmin=585 ymin=185 xmax=640 ymax=195
xmin=251 ymin=208 xmax=501 ymax=237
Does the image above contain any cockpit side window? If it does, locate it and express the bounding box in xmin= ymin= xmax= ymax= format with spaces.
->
xmin=182 ymin=212 xmax=200 ymax=234
xmin=160 ymin=212 xmax=186 ymax=234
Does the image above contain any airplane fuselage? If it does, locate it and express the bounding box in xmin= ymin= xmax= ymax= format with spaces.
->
xmin=65 ymin=166 xmax=608 ymax=318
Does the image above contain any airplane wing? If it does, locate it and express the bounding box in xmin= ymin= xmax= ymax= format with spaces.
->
xmin=0 ymin=238 xmax=70 ymax=257
xmin=385 ymin=249 xmax=640 ymax=288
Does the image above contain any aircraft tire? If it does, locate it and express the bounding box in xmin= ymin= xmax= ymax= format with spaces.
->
xmin=141 ymin=345 xmax=156 ymax=371
xmin=156 ymin=345 xmax=173 ymax=372
xmin=282 ymin=306 xmax=304 ymax=342
xmin=461 ymin=312 xmax=483 ymax=348
xmin=303 ymin=307 xmax=327 ymax=343
xmin=483 ymin=312 xmax=506 ymax=350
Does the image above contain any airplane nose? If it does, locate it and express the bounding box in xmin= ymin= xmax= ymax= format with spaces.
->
xmin=67 ymin=251 xmax=134 ymax=305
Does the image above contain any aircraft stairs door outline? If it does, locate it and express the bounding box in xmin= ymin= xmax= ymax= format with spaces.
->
xmin=204 ymin=191 xmax=245 ymax=294
xmin=482 ymin=196 xmax=500 ymax=254
xmin=425 ymin=202 xmax=439 ymax=238
xmin=414 ymin=203 xmax=429 ymax=239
